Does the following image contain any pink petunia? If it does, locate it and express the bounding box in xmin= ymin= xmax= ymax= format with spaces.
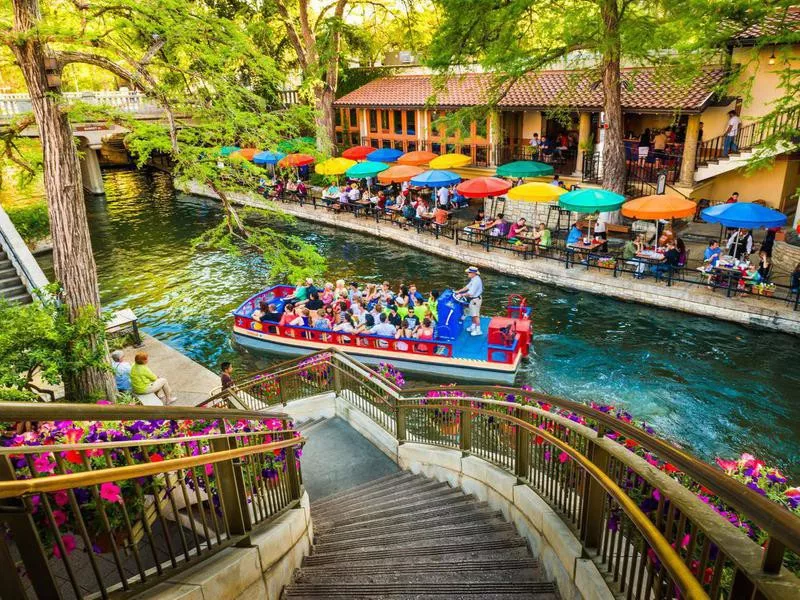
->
xmin=715 ymin=458 xmax=737 ymax=474
xmin=558 ymin=452 xmax=569 ymax=463
xmin=53 ymin=490 xmax=69 ymax=507
xmin=53 ymin=534 xmax=76 ymax=558
xmin=785 ymin=487 xmax=800 ymax=498
xmin=99 ymin=482 xmax=122 ymax=503
xmin=52 ymin=509 xmax=67 ymax=526
xmin=63 ymin=428 xmax=84 ymax=444
xmin=33 ymin=454 xmax=56 ymax=474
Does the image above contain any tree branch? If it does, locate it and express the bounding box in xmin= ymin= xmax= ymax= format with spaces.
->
xmin=274 ymin=0 xmax=308 ymax=70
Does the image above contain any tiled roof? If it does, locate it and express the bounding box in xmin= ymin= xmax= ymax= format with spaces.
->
xmin=731 ymin=7 xmax=800 ymax=41
xmin=334 ymin=68 xmax=726 ymax=113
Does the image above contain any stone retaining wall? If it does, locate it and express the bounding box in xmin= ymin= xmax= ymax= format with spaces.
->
xmin=180 ymin=181 xmax=800 ymax=336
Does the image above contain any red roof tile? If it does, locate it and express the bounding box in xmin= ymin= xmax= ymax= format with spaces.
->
xmin=334 ymin=68 xmax=726 ymax=113
xmin=731 ymin=7 xmax=800 ymax=41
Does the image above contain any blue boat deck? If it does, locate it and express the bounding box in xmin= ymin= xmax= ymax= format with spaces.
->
xmin=449 ymin=317 xmax=492 ymax=361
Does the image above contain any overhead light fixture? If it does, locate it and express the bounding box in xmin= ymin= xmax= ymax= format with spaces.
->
xmin=768 ymin=46 xmax=776 ymax=65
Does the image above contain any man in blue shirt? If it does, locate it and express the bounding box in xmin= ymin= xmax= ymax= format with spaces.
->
xmin=703 ymin=240 xmax=721 ymax=265
xmin=455 ymin=266 xmax=484 ymax=336
xmin=566 ymin=224 xmax=582 ymax=245
xmin=110 ymin=350 xmax=132 ymax=393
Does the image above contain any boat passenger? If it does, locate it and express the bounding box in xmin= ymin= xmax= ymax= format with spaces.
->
xmin=333 ymin=279 xmax=348 ymax=301
xmin=370 ymin=312 xmax=397 ymax=337
xmin=320 ymin=283 xmax=335 ymax=305
xmin=261 ymin=303 xmax=281 ymax=323
xmin=350 ymin=298 xmax=365 ymax=321
xmin=305 ymin=291 xmax=324 ymax=311
xmin=395 ymin=286 xmax=410 ymax=317
xmin=405 ymin=312 xmax=419 ymax=331
xmin=427 ymin=290 xmax=439 ymax=321
xmin=251 ymin=301 xmax=268 ymax=321
xmin=323 ymin=305 xmax=336 ymax=327
xmin=355 ymin=313 xmax=375 ymax=334
xmin=279 ymin=303 xmax=297 ymax=327
xmin=378 ymin=281 xmax=394 ymax=304
xmin=387 ymin=306 xmax=402 ymax=327
xmin=416 ymin=318 xmax=435 ymax=340
xmin=348 ymin=281 xmax=362 ymax=303
xmin=313 ymin=309 xmax=331 ymax=330
xmin=408 ymin=284 xmax=424 ymax=306
xmin=333 ymin=313 xmax=356 ymax=333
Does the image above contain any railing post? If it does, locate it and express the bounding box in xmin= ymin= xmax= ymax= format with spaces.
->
xmin=0 ymin=457 xmax=62 ymax=600
xmin=459 ymin=399 xmax=471 ymax=453
xmin=282 ymin=430 xmax=302 ymax=502
xmin=210 ymin=437 xmax=250 ymax=535
xmin=514 ymin=408 xmax=530 ymax=481
xmin=580 ymin=441 xmax=610 ymax=552
xmin=761 ymin=536 xmax=786 ymax=574
xmin=332 ymin=357 xmax=342 ymax=395
xmin=396 ymin=402 xmax=407 ymax=444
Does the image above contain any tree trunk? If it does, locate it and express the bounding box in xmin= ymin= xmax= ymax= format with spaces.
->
xmin=10 ymin=0 xmax=116 ymax=401
xmin=315 ymin=85 xmax=335 ymax=155
xmin=600 ymin=0 xmax=626 ymax=196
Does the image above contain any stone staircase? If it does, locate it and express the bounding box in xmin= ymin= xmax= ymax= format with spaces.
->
xmin=285 ymin=472 xmax=558 ymax=599
xmin=0 ymin=249 xmax=31 ymax=304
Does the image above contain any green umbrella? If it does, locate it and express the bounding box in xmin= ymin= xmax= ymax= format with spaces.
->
xmin=345 ymin=161 xmax=389 ymax=179
xmin=496 ymin=160 xmax=554 ymax=178
xmin=558 ymin=189 xmax=625 ymax=213
xmin=277 ymin=137 xmax=315 ymax=153
xmin=219 ymin=146 xmax=240 ymax=157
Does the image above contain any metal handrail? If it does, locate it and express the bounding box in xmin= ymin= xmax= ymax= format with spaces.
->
xmin=399 ymin=385 xmax=800 ymax=558
xmin=397 ymin=398 xmax=708 ymax=599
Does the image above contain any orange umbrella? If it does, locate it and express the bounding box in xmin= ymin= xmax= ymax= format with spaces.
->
xmin=233 ymin=148 xmax=258 ymax=161
xmin=621 ymin=194 xmax=696 ymax=219
xmin=278 ymin=153 xmax=314 ymax=168
xmin=397 ymin=150 xmax=438 ymax=166
xmin=377 ymin=165 xmax=425 ymax=183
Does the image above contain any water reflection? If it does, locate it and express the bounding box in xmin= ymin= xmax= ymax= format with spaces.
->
xmin=75 ymin=170 xmax=800 ymax=476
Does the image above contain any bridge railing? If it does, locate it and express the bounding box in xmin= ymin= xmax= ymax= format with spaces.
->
xmin=0 ymin=403 xmax=304 ymax=599
xmin=208 ymin=348 xmax=800 ymax=599
xmin=0 ymin=90 xmax=163 ymax=118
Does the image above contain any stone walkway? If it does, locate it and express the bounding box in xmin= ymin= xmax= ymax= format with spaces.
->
xmin=183 ymin=181 xmax=800 ymax=336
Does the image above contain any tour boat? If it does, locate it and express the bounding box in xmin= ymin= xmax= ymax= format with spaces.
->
xmin=232 ymin=286 xmax=533 ymax=384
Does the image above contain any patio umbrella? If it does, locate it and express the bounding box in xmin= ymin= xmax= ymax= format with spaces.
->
xmin=430 ymin=153 xmax=471 ymax=169
xmin=507 ymin=182 xmax=567 ymax=202
xmin=409 ymin=169 xmax=461 ymax=188
xmin=621 ymin=195 xmax=696 ymax=220
xmin=342 ymin=145 xmax=374 ymax=160
xmin=232 ymin=148 xmax=258 ymax=161
xmin=345 ymin=161 xmax=389 ymax=179
xmin=253 ymin=151 xmax=285 ymax=166
xmin=219 ymin=146 xmax=240 ymax=157
xmin=397 ymin=150 xmax=438 ymax=166
xmin=559 ymin=189 xmax=625 ymax=213
xmin=456 ymin=177 xmax=512 ymax=198
xmin=278 ymin=153 xmax=315 ymax=168
xmin=277 ymin=137 xmax=315 ymax=153
xmin=367 ymin=148 xmax=404 ymax=162
xmin=315 ymin=157 xmax=356 ymax=176
xmin=700 ymin=202 xmax=787 ymax=229
xmin=377 ymin=165 xmax=425 ymax=184
xmin=496 ymin=161 xmax=554 ymax=178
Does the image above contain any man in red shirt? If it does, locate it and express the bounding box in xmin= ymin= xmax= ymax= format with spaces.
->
xmin=726 ymin=192 xmax=739 ymax=204
xmin=508 ymin=218 xmax=528 ymax=240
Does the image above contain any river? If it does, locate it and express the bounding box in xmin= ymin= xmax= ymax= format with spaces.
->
xmin=41 ymin=169 xmax=800 ymax=476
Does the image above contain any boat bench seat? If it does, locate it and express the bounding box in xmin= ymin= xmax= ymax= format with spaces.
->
xmin=135 ymin=393 xmax=163 ymax=406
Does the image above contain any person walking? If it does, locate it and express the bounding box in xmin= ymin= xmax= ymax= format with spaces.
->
xmin=722 ymin=110 xmax=741 ymax=157
xmin=130 ymin=352 xmax=176 ymax=405
xmin=455 ymin=266 xmax=484 ymax=337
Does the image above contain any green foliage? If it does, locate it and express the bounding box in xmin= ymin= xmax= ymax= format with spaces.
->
xmin=0 ymin=286 xmax=109 ymax=396
xmin=0 ymin=388 xmax=38 ymax=402
xmin=4 ymin=200 xmax=49 ymax=244
xmin=338 ymin=66 xmax=398 ymax=98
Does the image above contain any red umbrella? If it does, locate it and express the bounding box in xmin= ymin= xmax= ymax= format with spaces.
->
xmin=278 ymin=153 xmax=314 ymax=168
xmin=456 ymin=177 xmax=512 ymax=198
xmin=342 ymin=146 xmax=374 ymax=160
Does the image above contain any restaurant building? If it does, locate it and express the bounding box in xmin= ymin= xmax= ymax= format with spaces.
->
xmin=333 ymin=11 xmax=800 ymax=216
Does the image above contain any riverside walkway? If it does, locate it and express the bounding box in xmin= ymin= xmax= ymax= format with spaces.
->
xmin=183 ymin=181 xmax=800 ymax=336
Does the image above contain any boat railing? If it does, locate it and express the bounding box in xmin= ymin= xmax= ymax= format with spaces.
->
xmin=202 ymin=349 xmax=800 ymax=598
xmin=487 ymin=333 xmax=521 ymax=364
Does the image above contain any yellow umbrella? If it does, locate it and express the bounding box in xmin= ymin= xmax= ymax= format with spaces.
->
xmin=430 ymin=153 xmax=472 ymax=169
xmin=315 ymin=157 xmax=356 ymax=176
xmin=507 ymin=182 xmax=567 ymax=202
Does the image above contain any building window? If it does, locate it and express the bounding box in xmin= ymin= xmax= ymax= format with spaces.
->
xmin=393 ymin=110 xmax=403 ymax=134
xmin=335 ymin=110 xmax=342 ymax=127
xmin=406 ymin=110 xmax=415 ymax=135
xmin=380 ymin=110 xmax=389 ymax=132
xmin=350 ymin=109 xmax=357 ymax=126
xmin=393 ymin=140 xmax=404 ymax=151
xmin=407 ymin=140 xmax=417 ymax=152
xmin=476 ymin=118 xmax=487 ymax=140
xmin=382 ymin=139 xmax=392 ymax=148
xmin=369 ymin=110 xmax=378 ymax=133
xmin=370 ymin=138 xmax=380 ymax=148
xmin=431 ymin=142 xmax=441 ymax=154
xmin=475 ymin=146 xmax=488 ymax=165
xmin=350 ymin=133 xmax=360 ymax=146
xmin=335 ymin=132 xmax=344 ymax=145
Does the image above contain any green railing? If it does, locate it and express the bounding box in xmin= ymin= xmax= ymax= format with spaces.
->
xmin=0 ymin=403 xmax=304 ymax=599
xmin=208 ymin=348 xmax=800 ymax=600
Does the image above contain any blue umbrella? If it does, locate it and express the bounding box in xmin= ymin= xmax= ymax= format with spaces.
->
xmin=410 ymin=169 xmax=461 ymax=188
xmin=253 ymin=151 xmax=285 ymax=166
xmin=701 ymin=202 xmax=787 ymax=229
xmin=367 ymin=148 xmax=404 ymax=162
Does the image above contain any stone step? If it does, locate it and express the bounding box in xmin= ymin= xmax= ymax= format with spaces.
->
xmin=314 ymin=520 xmax=516 ymax=554
xmin=314 ymin=491 xmax=474 ymax=530
xmin=302 ymin=537 xmax=531 ymax=567
xmin=313 ymin=480 xmax=453 ymax=522
xmin=0 ymin=274 xmax=22 ymax=287
xmin=317 ymin=507 xmax=505 ymax=543
xmin=0 ymin=266 xmax=17 ymax=279
xmin=284 ymin=581 xmax=558 ymax=599
xmin=312 ymin=472 xmax=414 ymax=509
xmin=312 ymin=476 xmax=446 ymax=519
xmin=317 ymin=500 xmax=492 ymax=536
xmin=2 ymin=291 xmax=31 ymax=304
xmin=295 ymin=558 xmax=540 ymax=582
xmin=1 ymin=284 xmax=26 ymax=299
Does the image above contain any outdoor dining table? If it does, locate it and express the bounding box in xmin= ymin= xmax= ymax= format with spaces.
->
xmin=566 ymin=239 xmax=607 ymax=268
xmin=699 ymin=262 xmax=759 ymax=297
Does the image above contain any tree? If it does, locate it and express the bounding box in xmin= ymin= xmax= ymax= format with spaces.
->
xmin=427 ymin=0 xmax=760 ymax=195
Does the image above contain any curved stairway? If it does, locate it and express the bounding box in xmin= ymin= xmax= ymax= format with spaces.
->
xmin=285 ymin=471 xmax=558 ymax=599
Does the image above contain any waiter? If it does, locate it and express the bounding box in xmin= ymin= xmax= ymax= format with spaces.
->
xmin=455 ymin=266 xmax=484 ymax=337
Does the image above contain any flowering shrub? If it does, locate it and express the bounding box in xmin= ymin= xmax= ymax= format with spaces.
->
xmin=298 ymin=352 xmax=332 ymax=387
xmin=376 ymin=362 xmax=405 ymax=388
xmin=1 ymin=414 xmax=292 ymax=558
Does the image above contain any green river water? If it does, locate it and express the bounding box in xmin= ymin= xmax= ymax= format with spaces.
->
xmin=41 ymin=170 xmax=800 ymax=476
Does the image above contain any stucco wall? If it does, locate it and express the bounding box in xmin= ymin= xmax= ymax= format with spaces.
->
xmin=692 ymin=157 xmax=799 ymax=209
xmin=522 ymin=110 xmax=543 ymax=139
xmin=732 ymin=45 xmax=800 ymax=121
